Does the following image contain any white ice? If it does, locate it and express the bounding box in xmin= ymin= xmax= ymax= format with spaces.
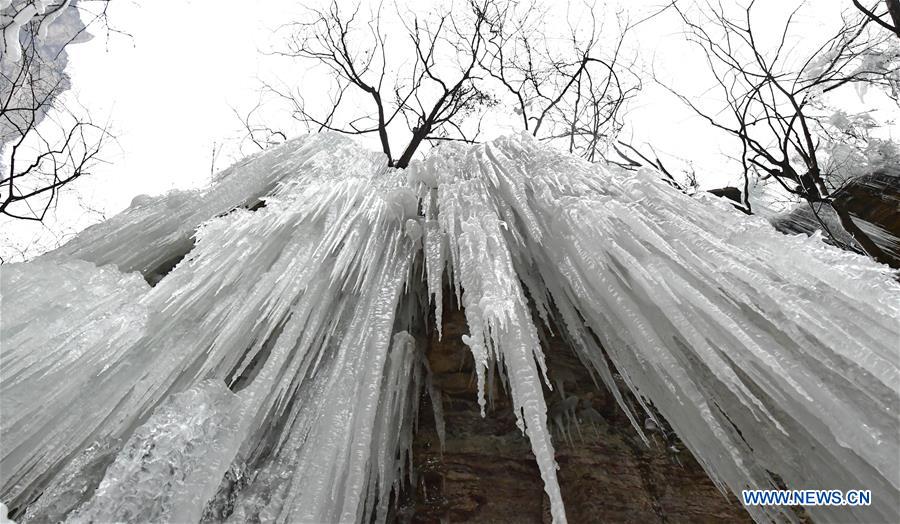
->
xmin=1 ymin=132 xmax=898 ymax=523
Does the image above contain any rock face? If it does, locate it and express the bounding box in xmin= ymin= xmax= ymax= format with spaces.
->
xmin=707 ymin=169 xmax=900 ymax=268
xmin=771 ymin=169 xmax=900 ymax=268
xmin=399 ymin=300 xmax=752 ymax=523
xmin=836 ymin=170 xmax=900 ymax=233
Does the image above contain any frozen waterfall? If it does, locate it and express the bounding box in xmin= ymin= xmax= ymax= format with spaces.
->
xmin=1 ymin=133 xmax=898 ymax=523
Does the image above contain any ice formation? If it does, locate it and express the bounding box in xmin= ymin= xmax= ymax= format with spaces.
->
xmin=1 ymin=133 xmax=898 ymax=523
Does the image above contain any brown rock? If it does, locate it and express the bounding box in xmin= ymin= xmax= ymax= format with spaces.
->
xmin=398 ymin=300 xmax=752 ymax=523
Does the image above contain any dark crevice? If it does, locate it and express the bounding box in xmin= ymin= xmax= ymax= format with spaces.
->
xmin=215 ymin=198 xmax=268 ymax=219
xmin=227 ymin=321 xmax=285 ymax=393
xmin=247 ymin=199 xmax=267 ymax=212
xmin=142 ymin=197 xmax=270 ymax=288
xmin=144 ymin=246 xmax=193 ymax=287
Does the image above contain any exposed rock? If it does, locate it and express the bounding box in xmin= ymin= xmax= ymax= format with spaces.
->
xmin=771 ymin=169 xmax=900 ymax=268
xmin=706 ymin=186 xmax=748 ymax=214
xmin=399 ymin=300 xmax=752 ymax=523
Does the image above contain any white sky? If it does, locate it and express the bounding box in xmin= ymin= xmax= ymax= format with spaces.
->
xmin=2 ymin=0 xmax=897 ymax=260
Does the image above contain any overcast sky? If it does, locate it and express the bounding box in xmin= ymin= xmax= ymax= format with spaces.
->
xmin=2 ymin=0 xmax=896 ymax=260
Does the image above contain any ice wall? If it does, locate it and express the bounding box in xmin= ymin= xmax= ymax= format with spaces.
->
xmin=3 ymin=134 xmax=424 ymax=523
xmin=413 ymin=135 xmax=899 ymax=523
xmin=1 ymin=132 xmax=898 ymax=523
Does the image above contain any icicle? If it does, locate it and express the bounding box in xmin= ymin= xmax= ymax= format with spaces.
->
xmin=2 ymin=134 xmax=419 ymax=523
xmin=426 ymin=144 xmax=568 ymax=523
xmin=2 ymin=131 xmax=897 ymax=524
xmin=423 ymin=359 xmax=446 ymax=451
xmin=47 ymin=133 xmax=386 ymax=275
xmin=436 ymin=133 xmax=899 ymax=524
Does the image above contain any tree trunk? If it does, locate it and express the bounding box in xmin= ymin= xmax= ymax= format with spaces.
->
xmin=888 ymin=0 xmax=900 ymax=37
xmin=395 ymin=124 xmax=431 ymax=169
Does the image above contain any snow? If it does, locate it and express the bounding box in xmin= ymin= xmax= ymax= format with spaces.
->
xmin=1 ymin=3 xmax=37 ymax=63
xmin=36 ymin=0 xmax=68 ymax=39
xmin=2 ymin=132 xmax=899 ymax=523
xmin=1 ymin=1 xmax=74 ymax=63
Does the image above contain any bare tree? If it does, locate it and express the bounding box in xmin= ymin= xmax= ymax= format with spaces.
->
xmin=1 ymin=0 xmax=113 ymax=221
xmin=666 ymin=0 xmax=899 ymax=264
xmin=242 ymin=0 xmax=647 ymax=167
xmin=611 ymin=140 xmax=701 ymax=194
xmin=477 ymin=1 xmax=645 ymax=162
xmin=255 ymin=0 xmax=497 ymax=168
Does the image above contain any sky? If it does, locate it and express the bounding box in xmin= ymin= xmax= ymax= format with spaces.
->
xmin=1 ymin=0 xmax=897 ymax=260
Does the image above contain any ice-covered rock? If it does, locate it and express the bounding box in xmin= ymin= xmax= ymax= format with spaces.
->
xmin=1 ymin=132 xmax=898 ymax=523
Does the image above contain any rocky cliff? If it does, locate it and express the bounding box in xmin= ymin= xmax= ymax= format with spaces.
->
xmin=399 ymin=301 xmax=754 ymax=523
